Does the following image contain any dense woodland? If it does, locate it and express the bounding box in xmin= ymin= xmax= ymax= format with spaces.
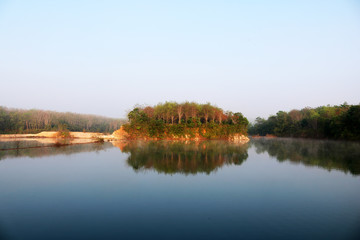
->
xmin=123 ymin=102 xmax=249 ymax=139
xmin=248 ymin=103 xmax=360 ymax=140
xmin=0 ymin=106 xmax=124 ymax=134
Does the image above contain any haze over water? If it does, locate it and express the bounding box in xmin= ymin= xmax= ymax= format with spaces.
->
xmin=0 ymin=139 xmax=359 ymax=240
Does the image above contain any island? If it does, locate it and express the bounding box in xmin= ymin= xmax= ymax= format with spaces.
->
xmin=113 ymin=102 xmax=249 ymax=142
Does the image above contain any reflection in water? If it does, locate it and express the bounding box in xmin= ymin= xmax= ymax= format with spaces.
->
xmin=118 ymin=141 xmax=249 ymax=175
xmin=0 ymin=138 xmax=98 ymax=150
xmin=0 ymin=141 xmax=113 ymax=161
xmin=0 ymin=139 xmax=52 ymax=150
xmin=2 ymin=138 xmax=358 ymax=177
xmin=251 ymin=138 xmax=360 ymax=175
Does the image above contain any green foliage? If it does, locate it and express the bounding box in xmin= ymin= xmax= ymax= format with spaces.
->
xmin=128 ymin=108 xmax=149 ymax=123
xmin=167 ymin=124 xmax=186 ymax=137
xmin=148 ymin=119 xmax=165 ymax=138
xmin=54 ymin=124 xmax=70 ymax=138
xmin=123 ymin=102 xmax=249 ymax=139
xmin=0 ymin=106 xmax=125 ymax=134
xmin=248 ymin=103 xmax=360 ymax=140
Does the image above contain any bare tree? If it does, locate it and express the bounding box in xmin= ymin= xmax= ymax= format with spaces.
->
xmin=177 ymin=105 xmax=183 ymax=124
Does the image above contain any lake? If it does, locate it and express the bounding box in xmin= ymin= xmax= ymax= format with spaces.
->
xmin=0 ymin=138 xmax=359 ymax=240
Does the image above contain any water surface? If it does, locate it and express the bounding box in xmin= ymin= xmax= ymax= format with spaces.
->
xmin=0 ymin=138 xmax=359 ymax=240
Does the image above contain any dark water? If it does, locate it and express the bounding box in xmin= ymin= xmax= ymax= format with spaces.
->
xmin=0 ymin=138 xmax=359 ymax=240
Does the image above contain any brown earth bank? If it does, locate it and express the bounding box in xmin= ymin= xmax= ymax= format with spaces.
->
xmin=112 ymin=127 xmax=250 ymax=143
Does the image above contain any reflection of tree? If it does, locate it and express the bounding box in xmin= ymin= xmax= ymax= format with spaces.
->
xmin=251 ymin=138 xmax=360 ymax=175
xmin=0 ymin=142 xmax=112 ymax=160
xmin=120 ymin=141 xmax=249 ymax=175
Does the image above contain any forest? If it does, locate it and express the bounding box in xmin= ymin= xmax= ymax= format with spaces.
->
xmin=123 ymin=102 xmax=249 ymax=139
xmin=0 ymin=106 xmax=124 ymax=134
xmin=248 ymin=103 xmax=360 ymax=140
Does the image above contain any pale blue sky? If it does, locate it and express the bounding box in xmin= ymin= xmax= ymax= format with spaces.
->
xmin=1 ymin=0 xmax=359 ymax=120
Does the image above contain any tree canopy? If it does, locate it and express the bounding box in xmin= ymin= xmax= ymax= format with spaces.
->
xmin=248 ymin=103 xmax=360 ymax=141
xmin=123 ymin=102 xmax=249 ymax=139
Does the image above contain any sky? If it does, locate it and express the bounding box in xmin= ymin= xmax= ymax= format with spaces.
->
xmin=0 ymin=0 xmax=359 ymax=121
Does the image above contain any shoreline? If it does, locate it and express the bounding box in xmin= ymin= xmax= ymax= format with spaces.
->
xmin=0 ymin=131 xmax=250 ymax=151
xmin=112 ymin=127 xmax=250 ymax=143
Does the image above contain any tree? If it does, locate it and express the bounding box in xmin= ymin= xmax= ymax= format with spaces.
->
xmin=143 ymin=106 xmax=154 ymax=119
xmin=177 ymin=104 xmax=183 ymax=124
xmin=201 ymin=103 xmax=212 ymax=124
xmin=215 ymin=108 xmax=224 ymax=124
xmin=183 ymin=102 xmax=192 ymax=123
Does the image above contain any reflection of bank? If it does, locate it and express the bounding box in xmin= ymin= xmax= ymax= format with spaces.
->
xmin=111 ymin=140 xmax=129 ymax=151
xmin=251 ymin=138 xmax=360 ymax=176
xmin=115 ymin=141 xmax=249 ymax=175
xmin=0 ymin=140 xmax=113 ymax=161
xmin=0 ymin=138 xmax=97 ymax=148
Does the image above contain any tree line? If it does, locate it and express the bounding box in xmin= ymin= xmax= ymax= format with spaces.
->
xmin=248 ymin=103 xmax=360 ymax=140
xmin=124 ymin=102 xmax=249 ymax=139
xmin=0 ymin=106 xmax=125 ymax=134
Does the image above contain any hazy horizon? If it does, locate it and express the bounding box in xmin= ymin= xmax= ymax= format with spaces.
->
xmin=1 ymin=0 xmax=359 ymax=121
xmin=1 ymin=101 xmax=358 ymax=123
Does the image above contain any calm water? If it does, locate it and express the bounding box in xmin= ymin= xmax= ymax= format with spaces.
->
xmin=0 ymin=138 xmax=359 ymax=240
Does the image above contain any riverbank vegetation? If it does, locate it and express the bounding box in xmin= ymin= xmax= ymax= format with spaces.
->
xmin=248 ymin=103 xmax=360 ymax=140
xmin=122 ymin=102 xmax=249 ymax=139
xmin=0 ymin=106 xmax=125 ymax=134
